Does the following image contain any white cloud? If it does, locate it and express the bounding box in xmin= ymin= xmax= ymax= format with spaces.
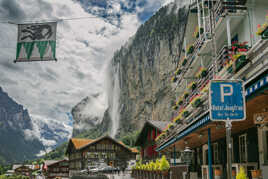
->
xmin=0 ymin=0 xmax=176 ymax=141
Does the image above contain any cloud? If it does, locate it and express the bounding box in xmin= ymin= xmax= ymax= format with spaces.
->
xmin=0 ymin=0 xmax=26 ymax=21
xmin=0 ymin=0 xmax=174 ymax=142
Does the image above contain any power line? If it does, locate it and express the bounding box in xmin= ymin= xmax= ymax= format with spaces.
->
xmin=0 ymin=16 xmax=116 ymax=25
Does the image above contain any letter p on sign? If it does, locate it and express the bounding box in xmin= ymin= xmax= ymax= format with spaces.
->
xmin=220 ymin=84 xmax=233 ymax=103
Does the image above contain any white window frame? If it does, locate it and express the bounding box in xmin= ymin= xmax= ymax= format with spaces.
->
xmin=239 ymin=134 xmax=248 ymax=163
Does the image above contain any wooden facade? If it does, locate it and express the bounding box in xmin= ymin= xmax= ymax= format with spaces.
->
xmin=135 ymin=120 xmax=169 ymax=160
xmin=66 ymin=135 xmax=138 ymax=175
xmin=14 ymin=165 xmax=33 ymax=177
xmin=46 ymin=160 xmax=69 ymax=179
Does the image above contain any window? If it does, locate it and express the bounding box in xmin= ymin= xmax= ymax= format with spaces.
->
xmin=239 ymin=134 xmax=247 ymax=163
xmin=213 ymin=143 xmax=219 ymax=163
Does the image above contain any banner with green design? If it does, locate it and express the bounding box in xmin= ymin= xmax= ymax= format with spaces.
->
xmin=15 ymin=22 xmax=57 ymax=62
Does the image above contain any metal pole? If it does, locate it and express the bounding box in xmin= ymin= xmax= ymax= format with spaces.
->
xmin=226 ymin=118 xmax=232 ymax=179
xmin=208 ymin=128 xmax=213 ymax=179
xmin=174 ymin=145 xmax=176 ymax=166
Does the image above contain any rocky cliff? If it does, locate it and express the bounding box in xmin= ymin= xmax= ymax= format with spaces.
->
xmin=0 ymin=87 xmax=44 ymax=164
xmin=72 ymin=3 xmax=189 ymax=138
xmin=113 ymin=3 xmax=189 ymax=137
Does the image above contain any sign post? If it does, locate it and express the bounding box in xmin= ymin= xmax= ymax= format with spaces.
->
xmin=209 ymin=80 xmax=246 ymax=179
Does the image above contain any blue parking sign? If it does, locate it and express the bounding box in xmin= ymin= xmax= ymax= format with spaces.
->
xmin=209 ymin=80 xmax=246 ymax=121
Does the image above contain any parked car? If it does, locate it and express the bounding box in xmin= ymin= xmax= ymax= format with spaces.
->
xmin=79 ymin=169 xmax=88 ymax=175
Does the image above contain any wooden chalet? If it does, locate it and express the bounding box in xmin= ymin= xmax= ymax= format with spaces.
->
xmin=135 ymin=120 xmax=169 ymax=160
xmin=44 ymin=159 xmax=69 ymax=179
xmin=66 ymin=135 xmax=138 ymax=176
xmin=13 ymin=165 xmax=33 ymax=177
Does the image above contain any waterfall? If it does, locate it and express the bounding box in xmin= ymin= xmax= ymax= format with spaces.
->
xmin=104 ymin=61 xmax=121 ymax=138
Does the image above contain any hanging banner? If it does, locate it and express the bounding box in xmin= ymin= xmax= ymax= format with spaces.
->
xmin=15 ymin=22 xmax=57 ymax=62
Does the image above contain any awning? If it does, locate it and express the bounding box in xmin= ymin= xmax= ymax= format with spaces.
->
xmin=156 ymin=73 xmax=268 ymax=152
xmin=156 ymin=114 xmax=210 ymax=151
xmin=245 ymin=74 xmax=268 ymax=97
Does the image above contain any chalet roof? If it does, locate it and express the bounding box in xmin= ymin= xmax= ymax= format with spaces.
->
xmin=66 ymin=135 xmax=138 ymax=154
xmin=43 ymin=160 xmax=59 ymax=166
xmin=71 ymin=138 xmax=95 ymax=150
xmin=135 ymin=120 xmax=169 ymax=146
xmin=46 ymin=159 xmax=68 ymax=167
xmin=13 ymin=165 xmax=33 ymax=170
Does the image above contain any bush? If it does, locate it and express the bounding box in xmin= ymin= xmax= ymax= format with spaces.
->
xmin=236 ymin=167 xmax=248 ymax=179
xmin=159 ymin=155 xmax=170 ymax=171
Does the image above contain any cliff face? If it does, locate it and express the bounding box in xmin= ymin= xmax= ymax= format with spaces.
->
xmin=71 ymin=3 xmax=189 ymax=138
xmin=113 ymin=3 xmax=189 ymax=137
xmin=0 ymin=87 xmax=44 ymax=164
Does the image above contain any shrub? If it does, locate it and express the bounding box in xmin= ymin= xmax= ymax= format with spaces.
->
xmin=236 ymin=167 xmax=248 ymax=179
xmin=159 ymin=155 xmax=170 ymax=171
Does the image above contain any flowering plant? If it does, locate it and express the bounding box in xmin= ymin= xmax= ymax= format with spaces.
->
xmin=171 ymin=76 xmax=177 ymax=83
xmin=196 ymin=67 xmax=207 ymax=78
xmin=183 ymin=91 xmax=189 ymax=99
xmin=176 ymin=98 xmax=184 ymax=106
xmin=193 ymin=26 xmax=204 ymax=38
xmin=188 ymin=82 xmax=197 ymax=91
xmin=175 ymin=68 xmax=182 ymax=75
xmin=186 ymin=44 xmax=194 ymax=55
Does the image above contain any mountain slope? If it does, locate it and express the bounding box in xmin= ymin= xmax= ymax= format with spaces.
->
xmin=0 ymin=87 xmax=44 ymax=164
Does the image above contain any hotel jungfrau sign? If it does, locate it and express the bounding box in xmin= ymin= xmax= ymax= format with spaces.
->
xmin=15 ymin=22 xmax=57 ymax=62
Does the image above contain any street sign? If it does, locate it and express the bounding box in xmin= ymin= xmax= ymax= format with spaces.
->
xmin=209 ymin=80 xmax=246 ymax=121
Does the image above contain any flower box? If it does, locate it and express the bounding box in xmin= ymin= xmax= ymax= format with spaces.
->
xmin=234 ymin=55 xmax=248 ymax=72
xmin=191 ymin=98 xmax=202 ymax=108
xmin=183 ymin=92 xmax=189 ymax=99
xmin=175 ymin=68 xmax=182 ymax=75
xmin=193 ymin=26 xmax=204 ymax=38
xmin=182 ymin=58 xmax=187 ymax=66
xmin=196 ymin=67 xmax=208 ymax=78
xmin=188 ymin=82 xmax=197 ymax=91
xmin=182 ymin=110 xmax=190 ymax=118
xmin=171 ymin=76 xmax=177 ymax=83
xmin=187 ymin=45 xmax=194 ymax=55
xmin=172 ymin=105 xmax=178 ymax=110
xmin=176 ymin=98 xmax=183 ymax=106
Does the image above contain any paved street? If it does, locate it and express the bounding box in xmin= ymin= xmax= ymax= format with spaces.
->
xmin=106 ymin=171 xmax=133 ymax=179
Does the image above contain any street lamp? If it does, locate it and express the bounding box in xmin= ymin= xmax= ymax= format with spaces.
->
xmin=182 ymin=147 xmax=193 ymax=179
xmin=183 ymin=147 xmax=193 ymax=165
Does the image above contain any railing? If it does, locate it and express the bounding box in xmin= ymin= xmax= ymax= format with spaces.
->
xmin=214 ymin=0 xmax=247 ymax=25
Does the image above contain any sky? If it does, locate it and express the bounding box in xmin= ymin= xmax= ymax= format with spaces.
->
xmin=0 ymin=0 xmax=176 ymax=129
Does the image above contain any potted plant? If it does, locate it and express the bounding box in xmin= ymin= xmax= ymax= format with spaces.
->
xmin=191 ymin=96 xmax=202 ymax=108
xmin=175 ymin=68 xmax=182 ymax=75
xmin=182 ymin=110 xmax=190 ymax=118
xmin=236 ymin=167 xmax=248 ymax=179
xmin=196 ymin=67 xmax=208 ymax=78
xmin=183 ymin=92 xmax=189 ymax=99
xmin=168 ymin=123 xmax=175 ymax=130
xmin=256 ymin=15 xmax=268 ymax=39
xmin=176 ymin=98 xmax=184 ymax=106
xmin=186 ymin=44 xmax=194 ymax=55
xmin=233 ymin=53 xmax=248 ymax=72
xmin=159 ymin=155 xmax=170 ymax=176
xmin=193 ymin=26 xmax=204 ymax=38
xmin=251 ymin=170 xmax=261 ymax=179
xmin=173 ymin=115 xmax=182 ymax=124
xmin=172 ymin=104 xmax=178 ymax=110
xmin=182 ymin=58 xmax=188 ymax=66
xmin=188 ymin=82 xmax=197 ymax=91
xmin=171 ymin=76 xmax=177 ymax=83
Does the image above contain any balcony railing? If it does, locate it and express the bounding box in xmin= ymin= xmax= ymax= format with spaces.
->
xmin=214 ymin=0 xmax=247 ymax=25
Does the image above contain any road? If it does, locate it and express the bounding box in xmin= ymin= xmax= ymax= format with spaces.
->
xmin=106 ymin=171 xmax=133 ymax=179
